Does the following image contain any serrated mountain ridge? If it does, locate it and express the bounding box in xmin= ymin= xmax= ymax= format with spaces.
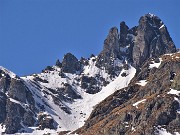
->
xmin=0 ymin=13 xmax=179 ymax=135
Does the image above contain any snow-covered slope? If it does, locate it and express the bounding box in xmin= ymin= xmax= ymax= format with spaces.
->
xmin=16 ymin=56 xmax=136 ymax=134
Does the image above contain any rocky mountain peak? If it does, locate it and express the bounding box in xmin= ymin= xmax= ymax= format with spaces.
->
xmin=132 ymin=13 xmax=176 ymax=68
xmin=96 ymin=26 xmax=121 ymax=74
xmin=119 ymin=21 xmax=129 ymax=47
xmin=96 ymin=13 xmax=176 ymax=74
xmin=103 ymin=26 xmax=119 ymax=51
xmin=61 ymin=53 xmax=81 ymax=74
xmin=139 ymin=13 xmax=163 ymax=27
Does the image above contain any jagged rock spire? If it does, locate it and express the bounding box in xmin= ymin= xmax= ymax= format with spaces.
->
xmin=96 ymin=27 xmax=121 ymax=74
xmin=96 ymin=13 xmax=176 ymax=71
xmin=119 ymin=21 xmax=129 ymax=47
xmin=61 ymin=53 xmax=81 ymax=74
xmin=132 ymin=13 xmax=176 ymax=67
xmin=103 ymin=27 xmax=119 ymax=53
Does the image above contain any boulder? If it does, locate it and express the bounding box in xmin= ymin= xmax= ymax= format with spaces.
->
xmin=38 ymin=112 xmax=55 ymax=130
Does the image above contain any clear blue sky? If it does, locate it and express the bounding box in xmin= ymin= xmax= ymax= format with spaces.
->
xmin=0 ymin=0 xmax=180 ymax=76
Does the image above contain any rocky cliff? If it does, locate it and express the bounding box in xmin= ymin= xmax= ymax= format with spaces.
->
xmin=75 ymin=53 xmax=180 ymax=135
xmin=96 ymin=13 xmax=176 ymax=70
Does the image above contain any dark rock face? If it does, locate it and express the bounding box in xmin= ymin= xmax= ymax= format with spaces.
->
xmin=132 ymin=14 xmax=176 ymax=68
xmin=96 ymin=13 xmax=176 ymax=72
xmin=80 ymin=75 xmax=108 ymax=94
xmin=96 ymin=27 xmax=122 ymax=74
xmin=62 ymin=83 xmax=81 ymax=99
xmin=80 ymin=57 xmax=89 ymax=66
xmin=0 ymin=92 xmax=7 ymax=123
xmin=0 ymin=70 xmax=11 ymax=93
xmin=62 ymin=53 xmax=81 ymax=74
xmin=8 ymin=78 xmax=28 ymax=103
xmin=51 ymin=83 xmax=81 ymax=102
xmin=23 ymin=111 xmax=36 ymax=126
xmin=0 ymin=77 xmax=10 ymax=93
xmin=56 ymin=59 xmax=62 ymax=67
xmin=5 ymin=100 xmax=24 ymax=134
xmin=5 ymin=83 xmax=36 ymax=134
xmin=119 ymin=21 xmax=129 ymax=47
xmin=0 ymin=69 xmax=36 ymax=134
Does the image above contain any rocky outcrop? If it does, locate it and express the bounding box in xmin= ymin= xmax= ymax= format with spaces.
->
xmin=132 ymin=14 xmax=176 ymax=68
xmin=8 ymin=78 xmax=28 ymax=103
xmin=96 ymin=27 xmax=122 ymax=74
xmin=80 ymin=75 xmax=109 ymax=94
xmin=119 ymin=21 xmax=129 ymax=47
xmin=62 ymin=53 xmax=81 ymax=74
xmin=96 ymin=13 xmax=176 ymax=72
xmin=0 ymin=70 xmax=11 ymax=93
xmin=94 ymin=24 xmax=130 ymax=76
xmin=5 ymin=100 xmax=24 ymax=134
xmin=61 ymin=83 xmax=81 ymax=99
xmin=171 ymin=73 xmax=180 ymax=90
xmin=5 ymin=86 xmax=36 ymax=134
xmin=37 ymin=112 xmax=55 ymax=130
xmin=0 ymin=68 xmax=36 ymax=134
xmin=56 ymin=59 xmax=62 ymax=67
xmin=75 ymin=53 xmax=180 ymax=135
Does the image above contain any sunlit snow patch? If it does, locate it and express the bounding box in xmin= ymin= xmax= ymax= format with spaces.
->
xmin=167 ymin=88 xmax=180 ymax=96
xmin=0 ymin=125 xmax=6 ymax=133
xmin=136 ymin=80 xmax=147 ymax=86
xmin=174 ymin=97 xmax=180 ymax=114
xmin=156 ymin=127 xmax=180 ymax=135
xmin=133 ymin=99 xmax=146 ymax=108
xmin=159 ymin=24 xmax=165 ymax=29
xmin=156 ymin=128 xmax=172 ymax=135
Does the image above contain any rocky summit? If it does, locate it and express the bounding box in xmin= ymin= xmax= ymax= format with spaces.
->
xmin=0 ymin=13 xmax=179 ymax=135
